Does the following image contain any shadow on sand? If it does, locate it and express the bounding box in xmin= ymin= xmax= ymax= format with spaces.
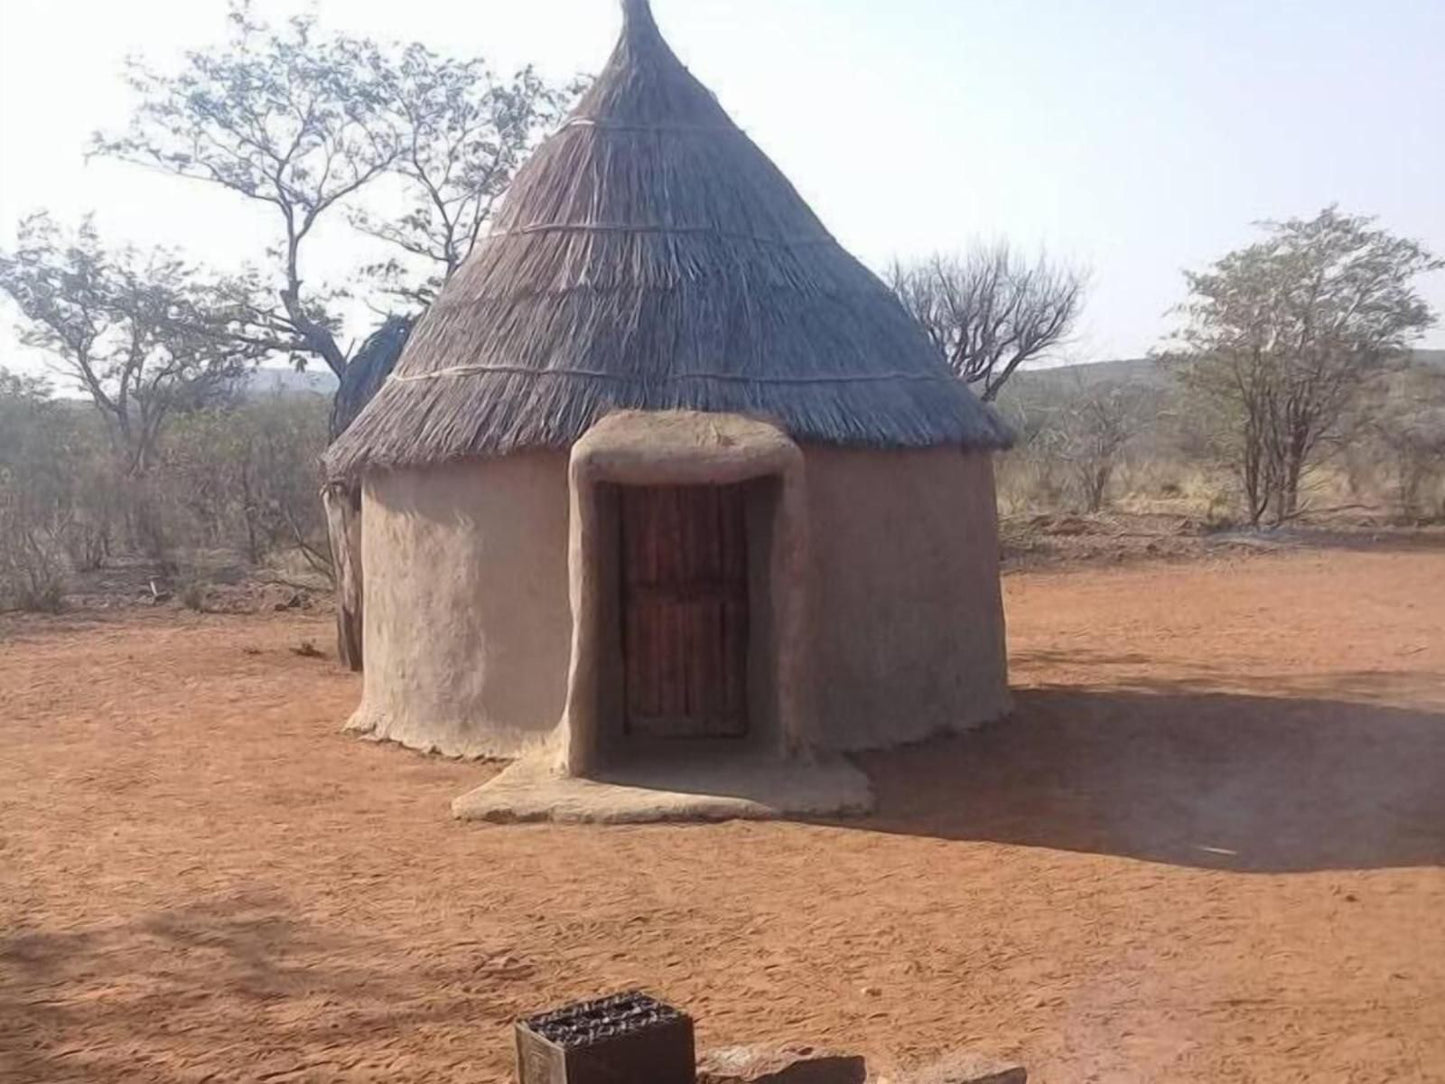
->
xmin=844 ymin=683 xmax=1445 ymax=873
xmin=0 ymin=891 xmax=529 ymax=1083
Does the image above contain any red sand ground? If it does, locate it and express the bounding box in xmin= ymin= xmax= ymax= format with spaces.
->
xmin=3 ymin=546 xmax=1443 ymax=1083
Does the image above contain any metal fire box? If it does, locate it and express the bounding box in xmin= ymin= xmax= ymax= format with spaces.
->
xmin=515 ymin=991 xmax=695 ymax=1084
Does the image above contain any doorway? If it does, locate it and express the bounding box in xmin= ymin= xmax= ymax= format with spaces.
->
xmin=618 ymin=484 xmax=750 ymax=739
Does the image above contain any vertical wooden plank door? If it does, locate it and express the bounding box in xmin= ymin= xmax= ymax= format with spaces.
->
xmin=620 ymin=484 xmax=750 ymax=738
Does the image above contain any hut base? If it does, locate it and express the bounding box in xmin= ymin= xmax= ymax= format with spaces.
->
xmin=451 ymin=751 xmax=871 ymax=824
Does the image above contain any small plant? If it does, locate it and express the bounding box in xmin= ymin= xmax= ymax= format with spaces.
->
xmin=178 ymin=581 xmax=208 ymax=612
xmin=0 ymin=520 xmax=69 ymax=613
xmin=1201 ymin=494 xmax=1238 ymax=534
xmin=14 ymin=578 xmax=66 ymax=614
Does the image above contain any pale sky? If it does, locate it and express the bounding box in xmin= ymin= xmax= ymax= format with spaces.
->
xmin=2 ymin=0 xmax=1443 ymax=385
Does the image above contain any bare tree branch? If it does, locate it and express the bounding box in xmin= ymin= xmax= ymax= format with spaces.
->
xmin=889 ymin=243 xmax=1088 ymax=401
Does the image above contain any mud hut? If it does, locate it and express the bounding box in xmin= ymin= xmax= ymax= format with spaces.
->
xmin=326 ymin=0 xmax=1012 ymax=785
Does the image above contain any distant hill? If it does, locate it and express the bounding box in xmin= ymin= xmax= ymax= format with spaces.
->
xmin=1014 ymin=356 xmax=1170 ymax=390
xmin=1009 ymin=347 xmax=1445 ymax=397
xmin=33 ymin=348 xmax=1445 ymax=405
xmin=1414 ymin=348 xmax=1445 ymax=370
xmin=242 ymin=367 xmax=338 ymax=398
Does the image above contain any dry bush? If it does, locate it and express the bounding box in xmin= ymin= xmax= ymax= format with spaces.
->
xmin=0 ymin=372 xmax=333 ymax=607
xmin=1349 ymin=362 xmax=1445 ymax=523
xmin=994 ymin=350 xmax=1445 ymax=530
xmin=160 ymin=394 xmax=332 ymax=573
xmin=994 ymin=371 xmax=1164 ymax=516
xmin=0 ymin=510 xmax=67 ymax=612
xmin=0 ymin=374 xmax=74 ymax=611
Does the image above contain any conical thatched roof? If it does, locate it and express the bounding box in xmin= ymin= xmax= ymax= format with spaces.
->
xmin=327 ymin=0 xmax=1010 ymax=479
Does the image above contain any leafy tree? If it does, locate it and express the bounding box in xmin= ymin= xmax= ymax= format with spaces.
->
xmin=0 ymin=213 xmax=265 ymax=476
xmin=889 ymin=243 xmax=1087 ymax=401
xmin=354 ymin=46 xmax=578 ymax=309
xmin=95 ymin=3 xmax=578 ymax=426
xmin=1171 ymin=207 xmax=1441 ymax=525
xmin=89 ymin=3 xmax=578 ymax=663
xmin=95 ymin=7 xmax=397 ymax=379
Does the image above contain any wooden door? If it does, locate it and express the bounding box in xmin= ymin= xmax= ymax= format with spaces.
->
xmin=620 ymin=484 xmax=749 ymax=738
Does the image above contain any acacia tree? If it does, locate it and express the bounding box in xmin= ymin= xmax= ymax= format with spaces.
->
xmin=1172 ymin=207 xmax=1441 ymax=526
xmin=0 ymin=214 xmax=270 ymax=559
xmin=354 ymin=45 xmax=576 ymax=310
xmin=91 ymin=4 xmax=578 ymax=664
xmin=0 ymin=214 xmax=264 ymax=476
xmin=95 ymin=4 xmax=577 ymax=431
xmin=889 ymin=243 xmax=1087 ymax=401
xmin=95 ymin=8 xmax=391 ymax=382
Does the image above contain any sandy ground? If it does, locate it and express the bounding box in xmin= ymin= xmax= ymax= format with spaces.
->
xmin=2 ymin=546 xmax=1443 ymax=1083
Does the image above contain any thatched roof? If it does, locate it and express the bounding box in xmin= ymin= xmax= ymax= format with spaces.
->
xmin=327 ymin=0 xmax=1010 ymax=479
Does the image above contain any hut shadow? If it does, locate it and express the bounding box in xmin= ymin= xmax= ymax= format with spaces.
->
xmin=840 ymin=684 xmax=1445 ymax=873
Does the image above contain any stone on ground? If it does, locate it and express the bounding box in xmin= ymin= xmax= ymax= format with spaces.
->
xmin=889 ymin=1050 xmax=1027 ymax=1084
xmin=696 ymin=1042 xmax=868 ymax=1084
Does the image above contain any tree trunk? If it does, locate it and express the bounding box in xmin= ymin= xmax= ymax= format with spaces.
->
xmin=324 ymin=484 xmax=364 ymax=672
xmin=1274 ymin=442 xmax=1306 ymax=525
xmin=240 ymin=466 xmax=262 ymax=565
xmin=1083 ymin=463 xmax=1111 ymax=513
xmin=1243 ymin=441 xmax=1268 ymax=527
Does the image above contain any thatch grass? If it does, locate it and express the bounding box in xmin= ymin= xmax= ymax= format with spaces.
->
xmin=327 ymin=0 xmax=1010 ymax=480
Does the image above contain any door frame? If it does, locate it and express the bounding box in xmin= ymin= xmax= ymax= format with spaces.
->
xmin=556 ymin=411 xmax=813 ymax=778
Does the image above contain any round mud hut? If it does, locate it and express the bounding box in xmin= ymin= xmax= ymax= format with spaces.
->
xmin=326 ymin=0 xmax=1013 ymax=782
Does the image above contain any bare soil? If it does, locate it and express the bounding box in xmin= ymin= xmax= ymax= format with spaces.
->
xmin=3 ymin=546 xmax=1443 ymax=1083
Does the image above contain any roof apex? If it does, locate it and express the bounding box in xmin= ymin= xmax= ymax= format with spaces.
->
xmin=621 ymin=0 xmax=659 ymax=38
